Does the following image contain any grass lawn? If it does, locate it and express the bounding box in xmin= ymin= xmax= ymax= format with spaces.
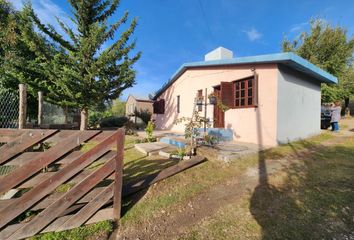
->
xmin=180 ymin=134 xmax=354 ymax=239
xmin=31 ymin=129 xmax=354 ymax=239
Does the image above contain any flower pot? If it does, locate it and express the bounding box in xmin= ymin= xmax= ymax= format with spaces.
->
xmin=209 ymin=96 xmax=217 ymax=105
xmin=196 ymin=99 xmax=204 ymax=105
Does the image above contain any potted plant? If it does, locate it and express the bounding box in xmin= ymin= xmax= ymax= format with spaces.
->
xmin=196 ymin=96 xmax=204 ymax=105
xmin=208 ymin=92 xmax=217 ymax=105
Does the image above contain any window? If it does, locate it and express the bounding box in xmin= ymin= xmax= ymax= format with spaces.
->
xmin=234 ymin=78 xmax=255 ymax=108
xmin=177 ymin=95 xmax=180 ymax=113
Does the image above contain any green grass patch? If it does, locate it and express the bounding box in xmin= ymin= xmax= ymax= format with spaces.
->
xmin=30 ymin=221 xmax=113 ymax=240
xmin=80 ymin=141 xmax=98 ymax=152
xmin=54 ymin=183 xmax=75 ymax=193
xmin=181 ymin=136 xmax=354 ymax=239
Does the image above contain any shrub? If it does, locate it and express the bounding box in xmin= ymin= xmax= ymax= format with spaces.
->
xmin=145 ymin=121 xmax=155 ymax=142
xmin=134 ymin=109 xmax=152 ymax=125
xmin=100 ymin=116 xmax=128 ymax=128
xmin=124 ymin=120 xmax=138 ymax=135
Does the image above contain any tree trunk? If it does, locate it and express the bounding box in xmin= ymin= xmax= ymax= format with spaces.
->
xmin=80 ymin=108 xmax=88 ymax=130
xmin=344 ymin=97 xmax=350 ymax=117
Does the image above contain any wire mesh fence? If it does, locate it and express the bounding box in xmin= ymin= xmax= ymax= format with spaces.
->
xmin=42 ymin=102 xmax=80 ymax=125
xmin=0 ymin=90 xmax=19 ymax=128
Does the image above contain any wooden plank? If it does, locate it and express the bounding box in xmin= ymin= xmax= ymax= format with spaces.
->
xmin=43 ymin=130 xmax=78 ymax=144
xmin=0 ymin=147 xmax=114 ymax=229
xmin=5 ymin=186 xmax=109 ymax=212
xmin=113 ymin=129 xmax=125 ymax=221
xmin=0 ymin=129 xmax=58 ymax=164
xmin=0 ymin=130 xmax=99 ymax=195
xmin=0 ymin=131 xmax=116 ymax=229
xmin=7 ymin=157 xmax=116 ymax=240
xmin=0 ymin=129 xmax=25 ymax=136
xmin=0 ymin=208 xmax=114 ymax=240
xmin=56 ymin=183 xmax=114 ymax=231
xmin=4 ymin=152 xmax=38 ymax=166
xmin=17 ymin=150 xmax=115 ymax=189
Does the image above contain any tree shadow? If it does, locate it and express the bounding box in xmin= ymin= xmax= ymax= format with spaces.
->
xmin=250 ymin=137 xmax=354 ymax=239
xmin=121 ymin=157 xmax=178 ymax=216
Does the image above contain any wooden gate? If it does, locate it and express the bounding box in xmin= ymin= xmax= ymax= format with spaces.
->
xmin=0 ymin=129 xmax=125 ymax=240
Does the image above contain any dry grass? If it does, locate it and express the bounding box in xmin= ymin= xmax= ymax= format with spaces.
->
xmin=180 ymin=136 xmax=354 ymax=240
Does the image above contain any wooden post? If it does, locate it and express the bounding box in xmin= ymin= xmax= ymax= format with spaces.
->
xmin=38 ymin=91 xmax=43 ymax=126
xmin=19 ymin=84 xmax=27 ymax=129
xmin=113 ymin=129 xmax=125 ymax=223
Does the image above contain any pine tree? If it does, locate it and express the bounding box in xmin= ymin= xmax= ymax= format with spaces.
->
xmin=27 ymin=0 xmax=141 ymax=129
xmin=0 ymin=0 xmax=57 ymax=119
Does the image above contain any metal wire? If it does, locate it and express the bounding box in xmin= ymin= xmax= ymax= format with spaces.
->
xmin=0 ymin=90 xmax=19 ymax=128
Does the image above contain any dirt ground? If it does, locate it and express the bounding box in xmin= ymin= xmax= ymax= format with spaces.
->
xmin=114 ymin=118 xmax=354 ymax=240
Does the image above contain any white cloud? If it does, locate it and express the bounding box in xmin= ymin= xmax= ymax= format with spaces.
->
xmin=290 ymin=22 xmax=308 ymax=33
xmin=243 ymin=28 xmax=262 ymax=41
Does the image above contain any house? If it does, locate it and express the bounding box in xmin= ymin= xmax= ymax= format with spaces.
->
xmin=125 ymin=95 xmax=153 ymax=124
xmin=152 ymin=47 xmax=337 ymax=147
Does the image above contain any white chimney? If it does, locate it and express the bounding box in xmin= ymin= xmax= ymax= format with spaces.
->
xmin=204 ymin=47 xmax=233 ymax=61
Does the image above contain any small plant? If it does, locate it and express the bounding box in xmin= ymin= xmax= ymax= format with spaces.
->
xmin=208 ymin=92 xmax=217 ymax=104
xmin=177 ymin=147 xmax=187 ymax=160
xmin=145 ymin=121 xmax=155 ymax=142
xmin=175 ymin=110 xmax=211 ymax=156
xmin=204 ymin=134 xmax=218 ymax=146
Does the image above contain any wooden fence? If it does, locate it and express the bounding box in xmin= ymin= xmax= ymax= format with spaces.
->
xmin=0 ymin=129 xmax=125 ymax=240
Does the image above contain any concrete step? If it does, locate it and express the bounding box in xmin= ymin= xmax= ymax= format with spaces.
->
xmin=134 ymin=142 xmax=171 ymax=156
xmin=158 ymin=146 xmax=178 ymax=158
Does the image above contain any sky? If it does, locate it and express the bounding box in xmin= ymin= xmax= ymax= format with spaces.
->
xmin=12 ymin=0 xmax=354 ymax=100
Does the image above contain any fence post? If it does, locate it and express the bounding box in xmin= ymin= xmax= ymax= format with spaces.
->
xmin=38 ymin=91 xmax=43 ymax=126
xmin=18 ymin=84 xmax=27 ymax=129
xmin=113 ymin=129 xmax=125 ymax=223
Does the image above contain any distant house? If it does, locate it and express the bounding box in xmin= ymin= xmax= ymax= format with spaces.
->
xmin=125 ymin=95 xmax=153 ymax=124
xmin=152 ymin=47 xmax=337 ymax=147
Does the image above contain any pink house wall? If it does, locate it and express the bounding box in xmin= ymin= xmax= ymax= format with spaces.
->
xmin=153 ymin=64 xmax=279 ymax=147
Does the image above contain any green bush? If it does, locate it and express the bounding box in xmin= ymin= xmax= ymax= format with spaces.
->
xmin=145 ymin=121 xmax=155 ymax=142
xmin=100 ymin=116 xmax=128 ymax=128
xmin=134 ymin=109 xmax=151 ymax=125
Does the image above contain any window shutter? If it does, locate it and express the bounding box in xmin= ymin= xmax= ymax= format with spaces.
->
xmin=160 ymin=99 xmax=165 ymax=114
xmin=154 ymin=99 xmax=165 ymax=114
xmin=220 ymin=82 xmax=234 ymax=108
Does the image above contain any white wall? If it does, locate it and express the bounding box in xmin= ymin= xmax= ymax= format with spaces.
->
xmin=277 ymin=65 xmax=321 ymax=143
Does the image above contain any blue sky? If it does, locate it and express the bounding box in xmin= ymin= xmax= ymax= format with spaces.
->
xmin=12 ymin=0 xmax=354 ymax=100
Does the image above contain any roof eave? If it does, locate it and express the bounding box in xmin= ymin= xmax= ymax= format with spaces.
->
xmin=153 ymin=52 xmax=337 ymax=99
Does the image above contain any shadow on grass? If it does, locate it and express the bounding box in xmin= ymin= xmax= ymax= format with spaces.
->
xmin=250 ymin=140 xmax=354 ymax=239
xmin=121 ymin=157 xmax=178 ymax=216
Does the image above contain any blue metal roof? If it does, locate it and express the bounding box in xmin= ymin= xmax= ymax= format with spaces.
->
xmin=153 ymin=52 xmax=338 ymax=99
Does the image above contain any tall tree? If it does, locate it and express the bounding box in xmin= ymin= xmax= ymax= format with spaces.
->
xmin=282 ymin=19 xmax=354 ymax=113
xmin=27 ymin=0 xmax=141 ymax=130
xmin=0 ymin=0 xmax=56 ymax=119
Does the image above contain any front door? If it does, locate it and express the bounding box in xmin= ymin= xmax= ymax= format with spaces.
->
xmin=213 ymin=86 xmax=225 ymax=128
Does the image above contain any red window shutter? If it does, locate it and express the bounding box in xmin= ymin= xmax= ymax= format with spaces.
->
xmin=153 ymin=99 xmax=164 ymax=114
xmin=220 ymin=82 xmax=234 ymax=108
xmin=160 ymin=99 xmax=165 ymax=114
